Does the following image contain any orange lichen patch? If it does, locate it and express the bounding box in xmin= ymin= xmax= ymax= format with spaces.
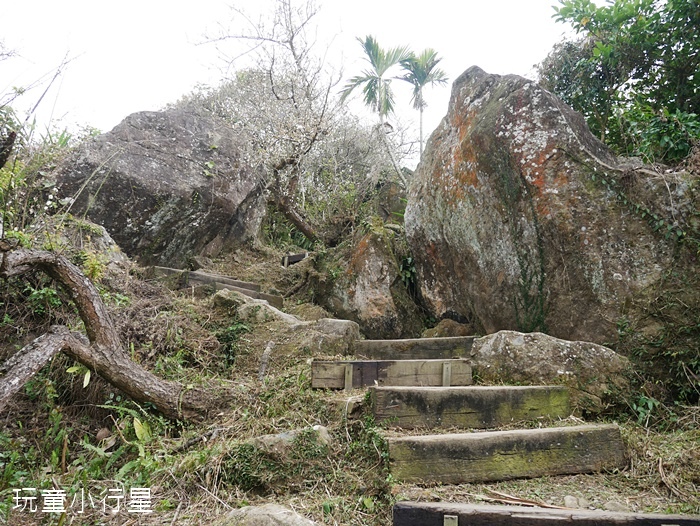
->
xmin=348 ymin=234 xmax=372 ymax=274
xmin=453 ymin=107 xmax=477 ymax=144
xmin=518 ymin=142 xmax=573 ymax=214
xmin=423 ymin=110 xmax=481 ymax=209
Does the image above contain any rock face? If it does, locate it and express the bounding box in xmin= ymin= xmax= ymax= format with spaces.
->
xmin=470 ymin=331 xmax=632 ymax=413
xmin=406 ymin=66 xmax=698 ymax=344
xmin=314 ymin=229 xmax=424 ymax=339
xmin=54 ymin=105 xmax=265 ymax=267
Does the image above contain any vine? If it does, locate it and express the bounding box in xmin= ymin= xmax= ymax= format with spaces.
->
xmin=564 ymin=146 xmax=700 ymax=251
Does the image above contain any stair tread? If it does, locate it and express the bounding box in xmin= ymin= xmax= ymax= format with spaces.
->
xmin=387 ymin=424 xmax=626 ymax=484
xmin=372 ymin=385 xmax=570 ymax=429
xmin=311 ymin=359 xmax=472 ymax=389
xmin=354 ymin=336 xmax=475 ymax=360
xmin=392 ymin=502 xmax=700 ymax=525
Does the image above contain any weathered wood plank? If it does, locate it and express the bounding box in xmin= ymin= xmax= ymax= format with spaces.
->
xmin=393 ymin=502 xmax=700 ymax=526
xmin=311 ymin=359 xmax=472 ymax=389
xmin=388 ymin=424 xmax=626 ymax=484
xmin=149 ymin=267 xmax=284 ymax=307
xmin=150 ymin=266 xmax=260 ymax=291
xmin=354 ymin=336 xmax=475 ymax=360
xmin=281 ymin=252 xmax=309 ymax=267
xmin=372 ymin=385 xmax=570 ymax=429
xmin=192 ymin=270 xmax=260 ymax=291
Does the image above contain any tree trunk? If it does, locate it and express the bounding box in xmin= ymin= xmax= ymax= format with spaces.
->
xmin=377 ymin=119 xmax=408 ymax=188
xmin=0 ymin=241 xmax=225 ymax=420
xmin=0 ymin=130 xmax=16 ymax=170
xmin=0 ymin=326 xmax=73 ymax=411
xmin=419 ymin=106 xmax=424 ymax=159
xmin=270 ymin=194 xmax=319 ymax=244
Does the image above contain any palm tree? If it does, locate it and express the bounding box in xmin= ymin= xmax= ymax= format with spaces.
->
xmin=400 ymin=48 xmax=448 ymax=158
xmin=340 ymin=35 xmax=411 ymax=184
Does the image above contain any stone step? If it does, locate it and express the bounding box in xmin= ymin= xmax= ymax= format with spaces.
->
xmin=372 ymin=385 xmax=570 ymax=429
xmin=387 ymin=424 xmax=626 ymax=484
xmin=211 ymin=282 xmax=284 ymax=309
xmin=311 ymin=359 xmax=472 ymax=390
xmin=392 ymin=502 xmax=700 ymax=526
xmin=354 ymin=336 xmax=475 ymax=360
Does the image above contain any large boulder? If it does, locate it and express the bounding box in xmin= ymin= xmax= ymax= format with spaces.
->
xmin=470 ymin=331 xmax=633 ymax=413
xmin=406 ymin=66 xmax=699 ymax=344
xmin=313 ymin=227 xmax=424 ymax=339
xmin=54 ymin=105 xmax=265 ymax=267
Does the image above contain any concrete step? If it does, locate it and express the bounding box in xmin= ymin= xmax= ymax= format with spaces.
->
xmin=354 ymin=336 xmax=475 ymax=360
xmin=372 ymin=385 xmax=570 ymax=429
xmin=392 ymin=502 xmax=700 ymax=526
xmin=387 ymin=424 xmax=626 ymax=484
xmin=311 ymin=359 xmax=472 ymax=390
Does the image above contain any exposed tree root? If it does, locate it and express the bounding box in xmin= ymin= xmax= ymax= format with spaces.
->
xmin=0 ymin=240 xmax=228 ymax=420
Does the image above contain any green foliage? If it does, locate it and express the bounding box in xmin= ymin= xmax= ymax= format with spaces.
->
xmin=624 ymin=105 xmax=700 ymax=163
xmin=542 ymin=0 xmax=700 ymax=163
xmin=25 ymin=285 xmax=62 ymax=316
xmin=72 ymin=249 xmax=107 ymax=282
xmin=219 ymin=428 xmax=331 ymax=493
xmin=340 ymin=36 xmax=412 ymax=118
xmin=66 ymin=363 xmax=92 ymax=388
xmin=262 ymin=204 xmax=317 ymax=250
xmin=0 ymin=114 xmax=79 ymax=234
xmin=616 ymin=267 xmax=700 ymax=404
xmin=216 ymin=320 xmax=250 ymax=367
xmin=399 ymin=48 xmax=448 ymax=155
xmin=632 ymin=394 xmax=661 ymax=427
xmin=0 ymin=432 xmax=39 ymax=491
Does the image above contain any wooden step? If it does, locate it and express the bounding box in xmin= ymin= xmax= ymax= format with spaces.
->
xmin=150 ymin=266 xmax=284 ymax=308
xmin=311 ymin=359 xmax=472 ymax=390
xmin=354 ymin=336 xmax=475 ymax=360
xmin=372 ymin=385 xmax=570 ymax=429
xmin=151 ymin=266 xmax=260 ymax=291
xmin=387 ymin=424 xmax=626 ymax=484
xmin=281 ymin=252 xmax=309 ymax=267
xmin=393 ymin=502 xmax=700 ymax=526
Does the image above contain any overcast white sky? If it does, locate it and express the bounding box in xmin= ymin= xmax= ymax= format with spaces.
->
xmin=2 ymin=0 xmax=571 ymax=143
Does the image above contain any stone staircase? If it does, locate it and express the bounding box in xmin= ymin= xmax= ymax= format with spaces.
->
xmin=311 ymin=335 xmax=627 ymax=486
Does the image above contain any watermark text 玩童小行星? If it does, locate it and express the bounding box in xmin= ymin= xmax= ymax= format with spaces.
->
xmin=12 ymin=485 xmax=153 ymax=515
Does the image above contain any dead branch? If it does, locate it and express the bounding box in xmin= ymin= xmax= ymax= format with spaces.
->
xmin=0 ymin=325 xmax=74 ymax=411
xmin=658 ymin=457 xmax=690 ymax=501
xmin=0 ymin=241 xmax=227 ymax=420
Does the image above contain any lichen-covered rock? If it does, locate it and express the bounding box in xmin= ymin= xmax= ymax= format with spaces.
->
xmin=314 ymin=229 xmax=424 ymax=339
xmin=471 ymin=330 xmax=633 ymax=413
xmin=28 ymin=214 xmax=128 ymax=271
xmin=251 ymin=425 xmax=332 ymax=458
xmin=54 ymin=105 xmax=265 ymax=267
xmin=212 ymin=289 xmax=360 ymax=356
xmin=422 ymin=318 xmax=474 ymax=338
xmin=405 ymin=66 xmax=699 ymax=344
